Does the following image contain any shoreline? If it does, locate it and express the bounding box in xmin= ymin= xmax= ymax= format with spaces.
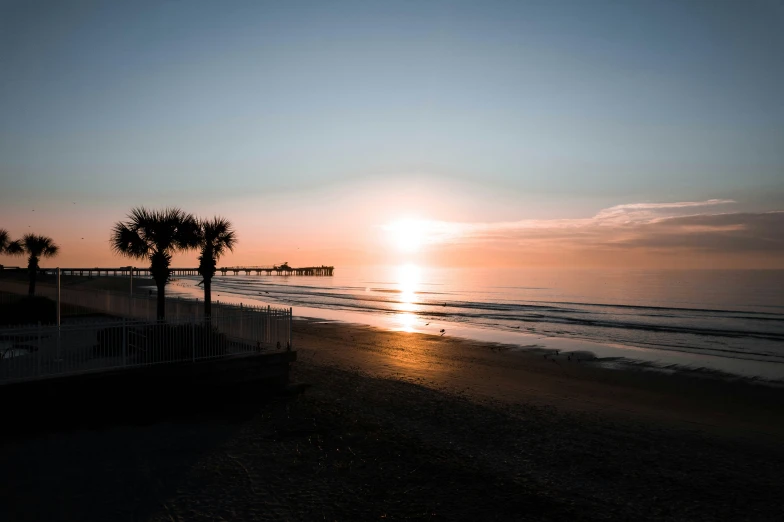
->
xmin=293 ymin=313 xmax=784 ymax=384
xmin=161 ymin=274 xmax=784 ymax=383
xmin=5 ymin=271 xmax=783 ymax=383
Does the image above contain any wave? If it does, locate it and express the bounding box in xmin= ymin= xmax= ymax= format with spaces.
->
xmin=270 ymin=291 xmax=784 ymax=341
xmin=196 ymin=272 xmax=784 ymax=366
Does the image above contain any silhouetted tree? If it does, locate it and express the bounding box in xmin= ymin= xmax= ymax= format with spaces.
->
xmin=196 ymin=217 xmax=237 ymax=320
xmin=0 ymin=229 xmax=10 ymax=254
xmin=111 ymin=208 xmax=199 ymax=320
xmin=5 ymin=234 xmax=59 ymax=296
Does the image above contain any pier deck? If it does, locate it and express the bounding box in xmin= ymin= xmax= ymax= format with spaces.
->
xmin=2 ymin=264 xmax=334 ymax=277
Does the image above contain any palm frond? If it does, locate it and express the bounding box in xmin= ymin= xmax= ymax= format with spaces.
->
xmin=111 ymin=207 xmax=200 ymax=261
xmin=173 ymin=210 xmax=200 ymax=251
xmin=41 ymin=243 xmax=59 ymax=258
xmin=5 ymin=239 xmax=23 ymax=256
xmin=110 ymin=222 xmax=149 ymax=259
xmin=20 ymin=234 xmax=59 ymax=258
xmin=199 ymin=216 xmax=237 ymax=260
xmin=0 ymin=228 xmax=9 ymax=252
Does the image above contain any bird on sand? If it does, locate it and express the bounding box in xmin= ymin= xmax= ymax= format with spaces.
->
xmin=425 ymin=322 xmax=430 ymax=326
xmin=439 ymin=329 xmax=446 ymax=336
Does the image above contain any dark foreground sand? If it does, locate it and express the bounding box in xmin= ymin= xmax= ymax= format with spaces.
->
xmin=2 ymin=314 xmax=784 ymax=520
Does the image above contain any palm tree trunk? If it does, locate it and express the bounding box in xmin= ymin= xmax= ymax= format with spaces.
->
xmin=156 ymin=280 xmax=166 ymax=320
xmin=27 ymin=257 xmax=38 ymax=297
xmin=203 ymin=277 xmax=212 ymax=321
xmin=28 ymin=270 xmax=36 ymax=297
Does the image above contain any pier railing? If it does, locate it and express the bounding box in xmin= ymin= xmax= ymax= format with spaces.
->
xmin=9 ymin=264 xmax=335 ymax=277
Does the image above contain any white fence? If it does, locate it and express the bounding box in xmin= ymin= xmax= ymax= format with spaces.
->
xmin=0 ymin=282 xmax=293 ymax=385
xmin=0 ymin=312 xmax=293 ymax=385
xmin=0 ymin=280 xmax=280 ymax=323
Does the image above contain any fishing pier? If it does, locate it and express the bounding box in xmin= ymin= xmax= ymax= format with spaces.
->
xmin=22 ymin=263 xmax=334 ymax=278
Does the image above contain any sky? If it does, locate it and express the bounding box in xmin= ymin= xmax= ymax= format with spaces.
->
xmin=1 ymin=0 xmax=783 ymax=269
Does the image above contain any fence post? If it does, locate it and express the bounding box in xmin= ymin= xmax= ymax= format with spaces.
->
xmin=56 ymin=267 xmax=61 ymax=327
xmin=128 ymin=267 xmax=133 ymax=318
xmin=122 ymin=318 xmax=128 ymax=366
xmin=192 ymin=321 xmax=196 ymax=362
xmin=37 ymin=321 xmax=42 ymax=376
xmin=289 ymin=307 xmax=293 ymax=350
xmin=55 ymin=267 xmax=62 ymax=362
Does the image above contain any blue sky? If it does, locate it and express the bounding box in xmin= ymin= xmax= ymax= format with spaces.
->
xmin=1 ymin=0 xmax=782 ymax=267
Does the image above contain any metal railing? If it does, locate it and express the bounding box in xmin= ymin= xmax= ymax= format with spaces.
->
xmin=0 ymin=280 xmax=288 ymax=323
xmin=0 ymin=309 xmax=293 ymax=385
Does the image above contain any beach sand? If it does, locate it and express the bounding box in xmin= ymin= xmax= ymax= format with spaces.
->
xmin=1 ymin=278 xmax=784 ymax=520
xmin=294 ymin=320 xmax=784 ymax=440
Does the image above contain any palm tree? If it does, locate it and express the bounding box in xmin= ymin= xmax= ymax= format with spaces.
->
xmin=111 ymin=207 xmax=199 ymax=320
xmin=196 ymin=217 xmax=237 ymax=320
xmin=5 ymin=234 xmax=59 ymax=296
xmin=0 ymin=228 xmax=15 ymax=271
xmin=0 ymin=228 xmax=10 ymax=253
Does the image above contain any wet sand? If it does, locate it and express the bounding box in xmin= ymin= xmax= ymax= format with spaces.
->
xmin=2 ymin=316 xmax=784 ymax=520
xmin=294 ymin=320 xmax=784 ymax=440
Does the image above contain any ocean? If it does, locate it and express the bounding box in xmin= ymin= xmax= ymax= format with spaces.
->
xmin=166 ymin=266 xmax=784 ymax=381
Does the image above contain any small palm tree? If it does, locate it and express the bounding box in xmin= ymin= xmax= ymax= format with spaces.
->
xmin=5 ymin=234 xmax=59 ymax=296
xmin=0 ymin=228 xmax=10 ymax=253
xmin=197 ymin=217 xmax=237 ymax=320
xmin=111 ymin=207 xmax=199 ymax=320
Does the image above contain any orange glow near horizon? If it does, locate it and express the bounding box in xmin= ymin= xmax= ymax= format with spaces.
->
xmin=0 ymin=196 xmax=782 ymax=270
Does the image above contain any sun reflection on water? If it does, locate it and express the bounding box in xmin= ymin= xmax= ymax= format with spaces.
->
xmin=394 ymin=263 xmax=421 ymax=332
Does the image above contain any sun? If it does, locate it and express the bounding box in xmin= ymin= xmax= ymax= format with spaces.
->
xmin=386 ymin=218 xmax=425 ymax=252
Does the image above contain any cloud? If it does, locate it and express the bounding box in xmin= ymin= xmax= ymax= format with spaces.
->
xmin=621 ymin=211 xmax=784 ymax=252
xmin=394 ymin=200 xmax=784 ymax=256
xmin=592 ymin=199 xmax=736 ymax=225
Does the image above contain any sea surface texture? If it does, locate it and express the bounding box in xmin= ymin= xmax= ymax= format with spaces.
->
xmin=170 ymin=267 xmax=784 ymax=378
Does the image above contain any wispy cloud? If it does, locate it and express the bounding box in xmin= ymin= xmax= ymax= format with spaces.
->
xmin=389 ymin=199 xmax=784 ymax=255
xmin=591 ymin=199 xmax=736 ymax=225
